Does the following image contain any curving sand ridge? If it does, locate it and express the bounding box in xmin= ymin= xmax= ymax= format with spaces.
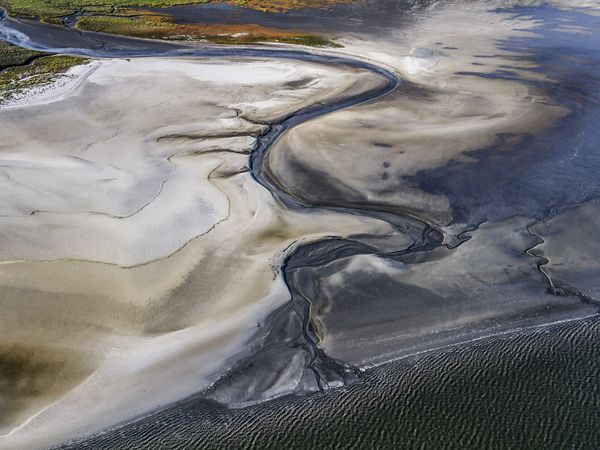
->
xmin=2 ymin=1 xmax=598 ymax=448
xmin=267 ymin=4 xmax=566 ymax=225
xmin=0 ymin=56 xmax=392 ymax=450
xmin=262 ymin=2 xmax=597 ymax=377
xmin=0 ymin=57 xmax=384 ymax=266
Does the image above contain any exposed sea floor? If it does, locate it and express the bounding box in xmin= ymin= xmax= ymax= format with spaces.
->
xmin=1 ymin=0 xmax=600 ymax=448
xmin=58 ymin=315 xmax=600 ymax=449
xmin=54 ymin=3 xmax=600 ymax=448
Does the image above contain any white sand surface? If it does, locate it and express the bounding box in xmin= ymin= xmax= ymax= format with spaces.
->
xmin=266 ymin=3 xmax=565 ymax=225
xmin=0 ymin=2 xmax=589 ymax=448
xmin=0 ymin=56 xmax=392 ymax=450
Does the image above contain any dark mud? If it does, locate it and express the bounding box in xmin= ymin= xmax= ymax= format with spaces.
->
xmin=1 ymin=2 xmax=600 ymax=449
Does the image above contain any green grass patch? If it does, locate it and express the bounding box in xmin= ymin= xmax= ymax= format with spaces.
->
xmin=76 ymin=14 xmax=179 ymax=39
xmin=0 ymin=50 xmax=88 ymax=103
xmin=76 ymin=14 xmax=341 ymax=47
xmin=0 ymin=0 xmax=210 ymax=19
xmin=0 ymin=41 xmax=45 ymax=70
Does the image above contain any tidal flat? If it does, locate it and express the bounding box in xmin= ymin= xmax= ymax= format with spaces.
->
xmin=0 ymin=55 xmax=391 ymax=449
xmin=0 ymin=0 xmax=599 ymax=449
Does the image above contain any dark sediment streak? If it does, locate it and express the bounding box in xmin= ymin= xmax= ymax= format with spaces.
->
xmin=0 ymin=9 xmax=437 ymax=407
xmin=1 ymin=9 xmax=458 ymax=399
xmin=526 ymin=202 xmax=600 ymax=309
xmin=3 ymin=6 xmax=600 ymax=447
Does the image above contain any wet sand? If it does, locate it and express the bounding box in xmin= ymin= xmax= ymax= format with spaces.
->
xmin=0 ymin=55 xmax=390 ymax=449
xmin=0 ymin=0 xmax=599 ymax=448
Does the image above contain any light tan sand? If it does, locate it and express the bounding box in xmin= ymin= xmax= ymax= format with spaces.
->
xmin=0 ymin=3 xmax=589 ymax=448
xmin=0 ymin=56 xmax=392 ymax=450
xmin=266 ymin=4 xmax=565 ymax=225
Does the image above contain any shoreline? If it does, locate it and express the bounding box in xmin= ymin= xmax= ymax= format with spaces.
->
xmin=55 ymin=311 xmax=600 ymax=450
xmin=1 ymin=2 xmax=599 ymax=449
xmin=0 ymin=60 xmax=99 ymax=108
xmin=0 ymin=49 xmax=397 ymax=450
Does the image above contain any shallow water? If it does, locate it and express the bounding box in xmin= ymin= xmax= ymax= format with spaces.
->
xmin=57 ymin=315 xmax=600 ymax=449
xmin=412 ymin=5 xmax=600 ymax=224
xmin=159 ymin=0 xmax=427 ymax=35
xmin=1 ymin=0 xmax=600 ymax=448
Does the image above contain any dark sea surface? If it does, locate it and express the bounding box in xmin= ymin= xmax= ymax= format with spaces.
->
xmin=59 ymin=315 xmax=600 ymax=449
xmin=1 ymin=1 xmax=599 ymax=448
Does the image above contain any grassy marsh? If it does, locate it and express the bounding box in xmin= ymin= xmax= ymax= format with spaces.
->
xmin=0 ymin=1 xmax=346 ymax=46
xmin=0 ymin=1 xmax=209 ymax=18
xmin=0 ymin=40 xmax=44 ymax=70
xmin=0 ymin=42 xmax=88 ymax=103
xmin=75 ymin=13 xmax=341 ymax=46
xmin=0 ymin=0 xmax=350 ymax=18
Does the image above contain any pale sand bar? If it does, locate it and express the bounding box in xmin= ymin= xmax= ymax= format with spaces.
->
xmin=0 ymin=56 xmax=391 ymax=450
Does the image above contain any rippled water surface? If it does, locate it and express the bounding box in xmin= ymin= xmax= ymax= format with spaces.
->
xmin=59 ymin=316 xmax=600 ymax=449
xmin=1 ymin=0 xmax=600 ymax=448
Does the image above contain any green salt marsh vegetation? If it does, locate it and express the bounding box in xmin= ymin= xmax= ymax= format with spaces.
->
xmin=0 ymin=0 xmax=209 ymax=18
xmin=75 ymin=14 xmax=341 ymax=46
xmin=0 ymin=42 xmax=88 ymax=102
xmin=0 ymin=1 xmax=344 ymax=46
